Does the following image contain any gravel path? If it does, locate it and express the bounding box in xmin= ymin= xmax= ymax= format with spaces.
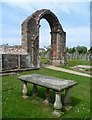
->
xmin=46 ymin=66 xmax=92 ymax=78
xmin=73 ymin=65 xmax=92 ymax=69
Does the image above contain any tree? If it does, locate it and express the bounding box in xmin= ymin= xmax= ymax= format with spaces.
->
xmin=44 ymin=46 xmax=51 ymax=59
xmin=88 ymin=46 xmax=92 ymax=54
xmin=67 ymin=47 xmax=76 ymax=59
xmin=88 ymin=46 xmax=92 ymax=61
xmin=76 ymin=46 xmax=87 ymax=54
xmin=76 ymin=46 xmax=87 ymax=59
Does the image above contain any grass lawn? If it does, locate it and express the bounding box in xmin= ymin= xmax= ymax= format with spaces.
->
xmin=40 ymin=59 xmax=90 ymax=66
xmin=59 ymin=59 xmax=91 ymax=74
xmin=40 ymin=58 xmax=49 ymax=64
xmin=67 ymin=59 xmax=90 ymax=66
xmin=2 ymin=68 xmax=90 ymax=119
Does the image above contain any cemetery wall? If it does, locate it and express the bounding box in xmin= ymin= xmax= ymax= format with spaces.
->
xmin=0 ymin=46 xmax=31 ymax=71
xmin=2 ymin=54 xmax=31 ymax=70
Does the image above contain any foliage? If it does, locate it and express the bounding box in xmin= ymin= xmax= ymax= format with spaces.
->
xmin=40 ymin=58 xmax=49 ymax=64
xmin=88 ymin=46 xmax=92 ymax=54
xmin=76 ymin=46 xmax=87 ymax=54
xmin=67 ymin=46 xmax=89 ymax=60
xmin=67 ymin=47 xmax=76 ymax=54
xmin=67 ymin=46 xmax=87 ymax=54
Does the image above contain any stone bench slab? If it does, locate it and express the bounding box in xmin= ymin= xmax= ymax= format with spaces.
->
xmin=18 ymin=74 xmax=77 ymax=91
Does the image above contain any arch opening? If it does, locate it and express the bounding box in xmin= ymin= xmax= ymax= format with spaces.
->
xmin=39 ymin=19 xmax=51 ymax=66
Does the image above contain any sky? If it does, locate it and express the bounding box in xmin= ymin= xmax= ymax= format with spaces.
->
xmin=0 ymin=0 xmax=91 ymax=48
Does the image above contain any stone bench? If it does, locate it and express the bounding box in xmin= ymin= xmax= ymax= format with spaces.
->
xmin=18 ymin=74 xmax=77 ymax=117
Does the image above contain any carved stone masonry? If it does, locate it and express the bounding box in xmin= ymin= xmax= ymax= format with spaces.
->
xmin=53 ymin=92 xmax=63 ymax=117
xmin=64 ymin=87 xmax=72 ymax=110
xmin=22 ymin=81 xmax=28 ymax=99
xmin=21 ymin=9 xmax=67 ymax=67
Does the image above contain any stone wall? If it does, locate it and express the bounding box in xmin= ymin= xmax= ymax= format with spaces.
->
xmin=0 ymin=45 xmax=27 ymax=54
xmin=2 ymin=54 xmax=31 ymax=70
xmin=0 ymin=54 xmax=2 ymax=71
xmin=0 ymin=45 xmax=30 ymax=71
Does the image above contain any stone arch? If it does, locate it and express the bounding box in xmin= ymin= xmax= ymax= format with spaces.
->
xmin=21 ymin=9 xmax=67 ymax=67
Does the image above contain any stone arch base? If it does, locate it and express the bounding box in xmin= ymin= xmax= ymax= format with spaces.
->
xmin=21 ymin=9 xmax=67 ymax=67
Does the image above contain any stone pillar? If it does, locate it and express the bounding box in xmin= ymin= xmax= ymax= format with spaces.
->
xmin=50 ymin=31 xmax=62 ymax=66
xmin=35 ymin=37 xmax=40 ymax=68
xmin=31 ymin=42 xmax=35 ymax=67
xmin=27 ymin=54 xmax=31 ymax=68
xmin=56 ymin=31 xmax=62 ymax=65
xmin=37 ymin=58 xmax=40 ymax=68
xmin=21 ymin=23 xmax=28 ymax=52
xmin=53 ymin=92 xmax=62 ymax=117
xmin=18 ymin=54 xmax=20 ymax=68
xmin=61 ymin=31 xmax=67 ymax=65
xmin=43 ymin=88 xmax=50 ymax=104
xmin=32 ymin=84 xmax=38 ymax=96
xmin=50 ymin=31 xmax=56 ymax=61
xmin=64 ymin=87 xmax=72 ymax=110
xmin=22 ymin=81 xmax=28 ymax=99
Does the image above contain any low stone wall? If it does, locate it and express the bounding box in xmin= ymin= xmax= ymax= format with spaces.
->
xmin=0 ymin=45 xmax=27 ymax=54
xmin=2 ymin=54 xmax=31 ymax=70
xmin=0 ymin=54 xmax=2 ymax=71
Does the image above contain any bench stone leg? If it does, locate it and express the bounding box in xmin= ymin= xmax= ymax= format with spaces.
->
xmin=43 ymin=88 xmax=50 ymax=104
xmin=64 ymin=87 xmax=72 ymax=111
xmin=53 ymin=92 xmax=62 ymax=117
xmin=22 ymin=82 xmax=28 ymax=99
xmin=32 ymin=84 xmax=38 ymax=96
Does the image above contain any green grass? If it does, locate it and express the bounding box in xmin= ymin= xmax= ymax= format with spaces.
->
xmin=67 ymin=59 xmax=90 ymax=66
xmin=2 ymin=68 xmax=90 ymax=119
xmin=60 ymin=59 xmax=91 ymax=71
xmin=40 ymin=58 xmax=49 ymax=64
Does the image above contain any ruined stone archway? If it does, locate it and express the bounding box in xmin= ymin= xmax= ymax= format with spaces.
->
xmin=21 ymin=9 xmax=67 ymax=67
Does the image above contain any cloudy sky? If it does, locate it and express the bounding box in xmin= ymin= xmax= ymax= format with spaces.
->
xmin=0 ymin=0 xmax=91 ymax=48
